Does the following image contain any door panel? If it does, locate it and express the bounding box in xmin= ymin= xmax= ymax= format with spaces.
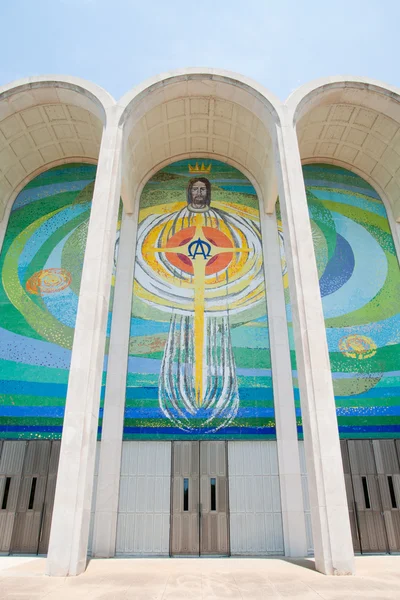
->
xmin=171 ymin=441 xmax=229 ymax=556
xmin=373 ymin=440 xmax=400 ymax=552
xmin=200 ymin=441 xmax=228 ymax=555
xmin=116 ymin=441 xmax=171 ymax=555
xmin=347 ymin=440 xmax=388 ymax=553
xmin=171 ymin=441 xmax=200 ymax=555
xmin=228 ymin=441 xmax=283 ymax=555
xmin=0 ymin=442 xmax=26 ymax=553
xmin=10 ymin=441 xmax=51 ymax=554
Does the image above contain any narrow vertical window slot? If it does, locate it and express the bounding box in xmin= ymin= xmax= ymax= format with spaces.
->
xmin=210 ymin=477 xmax=216 ymax=511
xmin=183 ymin=478 xmax=189 ymax=511
xmin=1 ymin=477 xmax=11 ymax=510
xmin=388 ymin=476 xmax=397 ymax=509
xmin=28 ymin=477 xmax=37 ymax=510
xmin=362 ymin=476 xmax=370 ymax=509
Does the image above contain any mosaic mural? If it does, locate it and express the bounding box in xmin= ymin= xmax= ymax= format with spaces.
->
xmin=124 ymin=159 xmax=274 ymax=439
xmin=3 ymin=160 xmax=397 ymax=441
xmin=280 ymin=164 xmax=400 ymax=438
xmin=0 ymin=163 xmax=112 ymax=439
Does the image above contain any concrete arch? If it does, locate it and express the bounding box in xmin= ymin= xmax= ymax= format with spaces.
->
xmin=286 ymin=76 xmax=400 ymax=222
xmin=117 ymin=68 xmax=283 ymax=214
xmin=0 ymin=75 xmax=116 ymax=231
xmin=301 ymin=156 xmax=400 ymax=260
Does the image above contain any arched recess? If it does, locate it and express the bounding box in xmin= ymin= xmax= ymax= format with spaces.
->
xmin=288 ymin=76 xmax=400 ymax=231
xmin=117 ymin=68 xmax=283 ymax=214
xmin=91 ymin=69 xmax=309 ymax=561
xmin=136 ymin=151 xmax=264 ymax=207
xmin=301 ymin=156 xmax=400 ymax=260
xmin=287 ymin=77 xmax=400 ymax=436
xmin=0 ymin=75 xmax=115 ymax=251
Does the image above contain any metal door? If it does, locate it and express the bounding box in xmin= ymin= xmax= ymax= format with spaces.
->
xmin=347 ymin=440 xmax=388 ymax=553
xmin=373 ymin=440 xmax=400 ymax=552
xmin=10 ymin=441 xmax=51 ymax=554
xmin=200 ymin=441 xmax=229 ymax=555
xmin=116 ymin=441 xmax=171 ymax=556
xmin=0 ymin=442 xmax=26 ymax=553
xmin=171 ymin=441 xmax=229 ymax=556
xmin=171 ymin=441 xmax=200 ymax=555
xmin=228 ymin=441 xmax=283 ymax=555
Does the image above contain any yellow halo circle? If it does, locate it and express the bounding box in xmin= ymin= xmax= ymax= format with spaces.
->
xmin=26 ymin=268 xmax=72 ymax=295
xmin=338 ymin=334 xmax=377 ymax=360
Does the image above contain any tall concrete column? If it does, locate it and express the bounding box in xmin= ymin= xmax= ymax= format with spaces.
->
xmin=272 ymin=112 xmax=355 ymax=575
xmin=46 ymin=111 xmax=123 ymax=577
xmin=260 ymin=208 xmax=307 ymax=557
xmin=92 ymin=207 xmax=138 ymax=557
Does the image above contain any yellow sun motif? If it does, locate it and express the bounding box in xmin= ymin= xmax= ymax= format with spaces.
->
xmin=339 ymin=334 xmax=377 ymax=360
xmin=26 ymin=268 xmax=72 ymax=295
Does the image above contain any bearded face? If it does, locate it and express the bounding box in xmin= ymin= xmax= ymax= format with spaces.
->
xmin=187 ymin=178 xmax=211 ymax=212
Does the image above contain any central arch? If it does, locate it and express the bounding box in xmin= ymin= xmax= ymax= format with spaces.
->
xmin=117 ymin=68 xmax=283 ymax=214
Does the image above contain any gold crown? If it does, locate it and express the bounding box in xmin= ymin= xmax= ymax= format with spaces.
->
xmin=188 ymin=162 xmax=211 ymax=175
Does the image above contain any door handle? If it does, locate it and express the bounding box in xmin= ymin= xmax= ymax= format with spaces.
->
xmin=198 ymin=503 xmax=202 ymax=520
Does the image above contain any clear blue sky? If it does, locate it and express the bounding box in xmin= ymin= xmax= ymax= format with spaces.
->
xmin=0 ymin=0 xmax=397 ymax=101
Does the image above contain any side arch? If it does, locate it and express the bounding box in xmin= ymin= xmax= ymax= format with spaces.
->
xmin=287 ymin=76 xmax=400 ymax=223
xmin=0 ymin=75 xmax=116 ymax=252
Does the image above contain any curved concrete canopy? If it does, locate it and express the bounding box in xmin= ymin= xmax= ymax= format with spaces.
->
xmin=118 ymin=69 xmax=282 ymax=212
xmin=2 ymin=72 xmax=400 ymax=220
xmin=0 ymin=76 xmax=115 ymax=221
xmin=287 ymin=76 xmax=400 ymax=221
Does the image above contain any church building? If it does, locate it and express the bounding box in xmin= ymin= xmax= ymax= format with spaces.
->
xmin=0 ymin=70 xmax=400 ymax=576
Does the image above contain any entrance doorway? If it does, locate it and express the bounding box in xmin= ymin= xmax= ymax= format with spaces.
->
xmin=0 ymin=440 xmax=60 ymax=554
xmin=341 ymin=440 xmax=400 ymax=553
xmin=171 ymin=441 xmax=229 ymax=556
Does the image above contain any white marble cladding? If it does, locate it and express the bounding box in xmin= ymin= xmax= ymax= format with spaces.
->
xmin=2 ymin=70 xmax=400 ymax=577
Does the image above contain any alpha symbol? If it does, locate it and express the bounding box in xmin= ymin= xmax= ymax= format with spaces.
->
xmin=188 ymin=238 xmax=211 ymax=260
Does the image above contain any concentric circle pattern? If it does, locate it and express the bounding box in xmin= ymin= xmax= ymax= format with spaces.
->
xmin=0 ymin=164 xmax=99 ymax=439
xmin=136 ymin=204 xmax=265 ymax=317
xmin=280 ymin=164 xmax=400 ymax=438
xmin=339 ymin=335 xmax=377 ymax=360
xmin=26 ymin=268 xmax=72 ymax=295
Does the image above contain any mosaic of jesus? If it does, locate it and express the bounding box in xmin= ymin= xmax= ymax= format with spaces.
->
xmin=126 ymin=159 xmax=275 ymax=438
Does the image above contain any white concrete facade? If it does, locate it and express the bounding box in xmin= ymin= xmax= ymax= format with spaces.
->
xmin=2 ymin=70 xmax=400 ymax=576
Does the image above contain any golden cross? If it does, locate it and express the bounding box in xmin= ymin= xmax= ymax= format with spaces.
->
xmin=148 ymin=214 xmax=251 ymax=407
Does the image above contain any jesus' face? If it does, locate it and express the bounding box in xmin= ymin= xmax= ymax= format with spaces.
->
xmin=190 ymin=180 xmax=208 ymax=209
